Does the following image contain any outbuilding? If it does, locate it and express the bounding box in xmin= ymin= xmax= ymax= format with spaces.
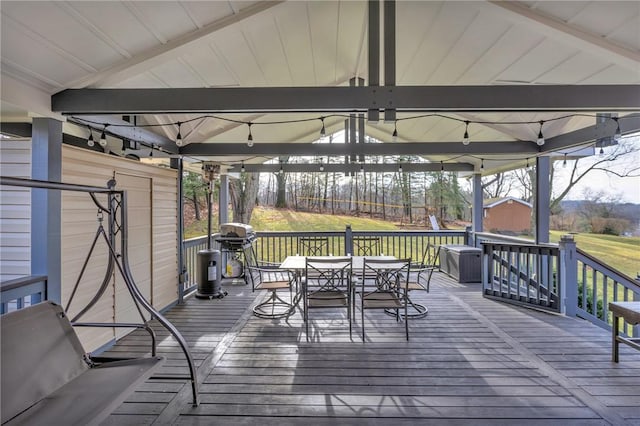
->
xmin=483 ymin=197 xmax=532 ymax=234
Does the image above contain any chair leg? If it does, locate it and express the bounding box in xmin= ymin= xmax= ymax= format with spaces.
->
xmin=253 ymin=290 xmax=294 ymax=319
xmin=361 ymin=300 xmax=365 ymax=342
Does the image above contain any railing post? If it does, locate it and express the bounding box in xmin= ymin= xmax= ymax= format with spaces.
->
xmin=465 ymin=226 xmax=474 ymax=247
xmin=559 ymin=234 xmax=577 ymax=317
xmin=345 ymin=225 xmax=353 ymax=255
xmin=634 ymin=275 xmax=640 ymax=338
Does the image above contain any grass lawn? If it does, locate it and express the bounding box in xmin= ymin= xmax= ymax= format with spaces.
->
xmin=549 ymin=230 xmax=640 ymax=279
xmin=184 ymin=207 xmax=639 ymax=278
xmin=184 ymin=206 xmax=400 ymax=238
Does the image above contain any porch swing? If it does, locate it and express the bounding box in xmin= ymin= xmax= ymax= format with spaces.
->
xmin=0 ymin=176 xmax=199 ymax=426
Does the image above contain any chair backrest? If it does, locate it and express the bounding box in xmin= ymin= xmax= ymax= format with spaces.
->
xmin=1 ymin=302 xmax=89 ymax=423
xmin=298 ymin=237 xmax=329 ymax=256
xmin=420 ymin=242 xmax=440 ymax=267
xmin=305 ymin=257 xmax=352 ymax=293
xmin=242 ymin=244 xmax=262 ymax=288
xmin=353 ymin=236 xmax=381 ymax=256
xmin=361 ymin=258 xmax=411 ymax=292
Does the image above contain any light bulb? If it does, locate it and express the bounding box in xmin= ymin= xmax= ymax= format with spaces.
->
xmin=99 ymin=126 xmax=107 ymax=147
xmin=392 ymin=122 xmax=398 ymax=142
xmin=614 ymin=118 xmax=621 ymax=141
xmin=240 ymin=162 xmax=245 ymax=173
xmin=536 ymin=121 xmax=545 ymax=146
xmin=462 ymin=121 xmax=470 ymax=145
xmin=87 ymin=128 xmax=94 ymax=147
xmin=247 ymin=123 xmax=253 ymax=147
xmin=176 ymin=122 xmax=183 ymax=147
xmin=562 ymin=154 xmax=567 ymax=168
xmin=319 ymin=163 xmax=324 ymax=172
xmin=320 ymin=117 xmax=326 ymax=138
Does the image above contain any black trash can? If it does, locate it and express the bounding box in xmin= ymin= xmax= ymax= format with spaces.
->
xmin=195 ymin=249 xmax=224 ymax=299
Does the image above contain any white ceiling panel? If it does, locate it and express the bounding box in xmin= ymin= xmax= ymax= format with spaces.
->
xmin=273 ymin=2 xmax=316 ymax=85
xmin=211 ymin=31 xmax=267 ymax=86
xmin=181 ymin=49 xmax=239 ymax=87
xmin=579 ymin=64 xmax=640 ymax=84
xmin=567 ymin=1 xmax=639 ymax=39
xmin=528 ymin=1 xmax=590 ymax=23
xmin=494 ymin=38 xmax=579 ymax=84
xmin=1 ymin=2 xmax=121 ymax=71
xmin=606 ymin=16 xmax=640 ymax=53
xmin=0 ymin=23 xmax=89 ymax=88
xmin=307 ymin=1 xmax=342 ymax=84
xmin=334 ymin=1 xmax=367 ymax=83
xmin=399 ymin=2 xmax=478 ymax=84
xmin=243 ymin=11 xmax=293 ymax=86
xmin=149 ymin=60 xmax=207 ymax=88
xmin=428 ymin=10 xmax=513 ymax=85
xmin=181 ymin=1 xmax=237 ymax=28
xmin=124 ymin=1 xmax=198 ymax=43
xmin=536 ymin=51 xmax=611 ymax=84
xmin=63 ymin=1 xmax=160 ymax=58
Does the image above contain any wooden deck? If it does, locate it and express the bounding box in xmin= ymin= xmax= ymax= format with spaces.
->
xmin=101 ymin=273 xmax=640 ymax=426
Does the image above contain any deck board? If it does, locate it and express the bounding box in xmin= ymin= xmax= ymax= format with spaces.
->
xmin=101 ymin=273 xmax=640 ymax=425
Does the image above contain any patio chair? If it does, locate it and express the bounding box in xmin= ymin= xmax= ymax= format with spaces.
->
xmin=298 ymin=236 xmax=329 ymax=256
xmin=402 ymin=242 xmax=440 ymax=318
xmin=353 ymin=236 xmax=382 ymax=256
xmin=243 ymin=245 xmax=295 ymax=318
xmin=303 ymin=257 xmax=353 ymax=340
xmin=360 ymin=258 xmax=411 ymax=341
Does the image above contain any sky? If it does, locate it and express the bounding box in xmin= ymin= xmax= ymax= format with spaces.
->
xmin=552 ymin=136 xmax=640 ymax=204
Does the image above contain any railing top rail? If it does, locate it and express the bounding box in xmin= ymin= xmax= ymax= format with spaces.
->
xmin=475 ymin=232 xmax=559 ymax=248
xmin=481 ymin=241 xmax=559 ymax=251
xmin=1 ymin=275 xmax=48 ymax=292
xmin=576 ymin=247 xmax=640 ymax=290
xmin=255 ymin=229 xmax=465 ymax=237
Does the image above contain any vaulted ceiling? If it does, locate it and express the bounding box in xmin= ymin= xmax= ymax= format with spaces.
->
xmin=1 ymin=1 xmax=639 ymax=173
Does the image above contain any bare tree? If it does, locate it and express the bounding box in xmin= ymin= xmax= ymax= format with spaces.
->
xmin=550 ymin=139 xmax=640 ymax=211
xmin=229 ymin=172 xmax=260 ymax=224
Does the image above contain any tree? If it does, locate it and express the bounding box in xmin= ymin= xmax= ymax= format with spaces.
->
xmin=550 ymin=139 xmax=640 ymax=211
xmin=275 ymin=156 xmax=289 ymax=208
xmin=183 ymin=171 xmax=207 ymax=221
xmin=229 ymin=171 xmax=260 ymax=224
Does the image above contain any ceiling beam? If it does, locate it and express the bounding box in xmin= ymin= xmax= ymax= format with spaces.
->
xmin=69 ymin=116 xmax=177 ymax=154
xmin=181 ymin=141 xmax=536 ymax=156
xmin=67 ymin=1 xmax=285 ymax=88
xmin=52 ymin=85 xmax=640 ymax=114
xmin=227 ymin=162 xmax=474 ymax=174
xmin=542 ymin=114 xmax=640 ymax=153
xmin=485 ymin=1 xmax=640 ymax=72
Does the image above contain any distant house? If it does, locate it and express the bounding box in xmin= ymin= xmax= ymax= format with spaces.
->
xmin=483 ymin=197 xmax=532 ymax=234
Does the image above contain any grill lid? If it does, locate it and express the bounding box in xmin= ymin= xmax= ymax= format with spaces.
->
xmin=220 ymin=222 xmax=254 ymax=238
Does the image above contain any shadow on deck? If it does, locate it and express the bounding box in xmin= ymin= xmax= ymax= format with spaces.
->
xmin=101 ymin=273 xmax=640 ymax=426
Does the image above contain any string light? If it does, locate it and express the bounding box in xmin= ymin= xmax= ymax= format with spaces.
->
xmin=536 ymin=121 xmax=545 ymax=146
xmin=562 ymin=153 xmax=567 ymax=168
xmin=99 ymin=125 xmax=108 ymax=147
xmin=440 ymin=161 xmax=444 ymax=172
xmin=398 ymin=163 xmax=403 ymax=173
xmin=149 ymin=144 xmax=154 ymax=158
xmin=392 ymin=121 xmax=398 ymax=142
xmin=247 ymin=123 xmax=253 ymax=147
xmin=240 ymin=162 xmax=245 ymax=173
xmin=319 ymin=117 xmax=326 ymax=138
xmin=613 ymin=117 xmax=621 ymax=142
xmin=525 ymin=158 xmax=530 ymax=170
xmin=480 ymin=158 xmax=484 ymax=170
xmin=599 ymin=146 xmax=605 ymax=156
xmin=87 ymin=126 xmax=94 ymax=147
xmin=360 ymin=163 xmax=364 ymax=173
xmin=175 ymin=122 xmax=183 ymax=147
xmin=462 ymin=121 xmax=470 ymax=145
xmin=278 ymin=160 xmax=284 ymax=175
xmin=319 ymin=162 xmax=324 ymax=172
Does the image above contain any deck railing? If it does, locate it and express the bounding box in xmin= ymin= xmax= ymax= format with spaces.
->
xmin=181 ymin=227 xmax=467 ymax=297
xmin=0 ymin=275 xmax=47 ymax=314
xmin=481 ymin=241 xmax=561 ymax=312
xmin=576 ymin=248 xmax=640 ymax=337
xmin=477 ymin=232 xmax=640 ymax=337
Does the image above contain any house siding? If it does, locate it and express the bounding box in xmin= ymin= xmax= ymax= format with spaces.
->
xmin=0 ymin=139 xmax=31 ymax=281
xmin=484 ymin=200 xmax=531 ymax=233
xmin=61 ymin=145 xmax=178 ymax=351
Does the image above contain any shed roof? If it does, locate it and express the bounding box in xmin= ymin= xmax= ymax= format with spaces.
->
xmin=484 ymin=197 xmax=533 ymax=209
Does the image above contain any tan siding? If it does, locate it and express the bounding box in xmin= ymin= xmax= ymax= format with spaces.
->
xmin=0 ymin=139 xmax=31 ymax=281
xmin=61 ymin=145 xmax=178 ymax=351
xmin=484 ymin=201 xmax=532 ymax=233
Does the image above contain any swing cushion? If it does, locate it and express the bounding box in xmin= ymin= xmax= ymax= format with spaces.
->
xmin=1 ymin=301 xmax=163 ymax=426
